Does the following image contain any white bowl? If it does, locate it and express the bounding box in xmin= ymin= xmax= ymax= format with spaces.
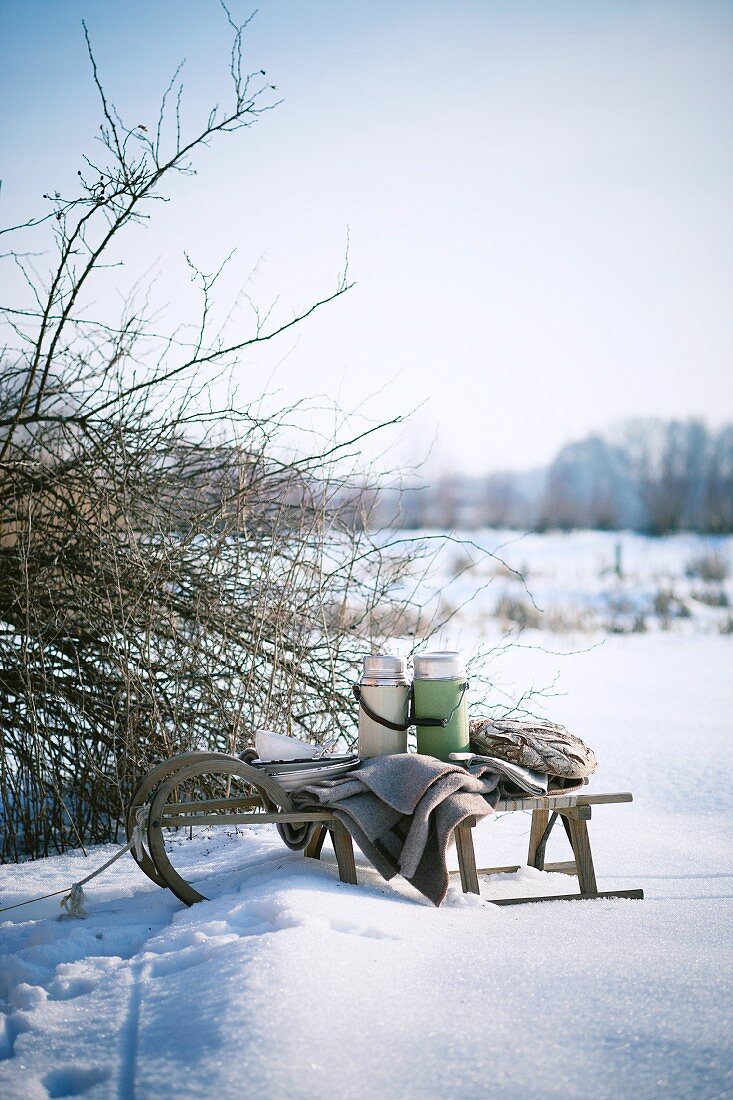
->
xmin=254 ymin=728 xmax=317 ymax=761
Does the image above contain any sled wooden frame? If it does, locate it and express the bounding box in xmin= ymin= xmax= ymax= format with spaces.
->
xmin=127 ymin=753 xmax=643 ymax=906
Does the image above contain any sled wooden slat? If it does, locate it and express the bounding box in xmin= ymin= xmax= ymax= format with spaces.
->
xmin=163 ymin=796 xmax=262 ymax=815
xmin=449 ymin=860 xmax=578 ymax=878
xmin=495 ymin=791 xmax=633 ymax=813
xmin=159 ymin=810 xmax=335 ymax=827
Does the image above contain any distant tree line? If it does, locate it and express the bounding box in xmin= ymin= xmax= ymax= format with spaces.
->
xmin=539 ymin=420 xmax=733 ymax=533
xmin=362 ymin=420 xmax=733 ymax=534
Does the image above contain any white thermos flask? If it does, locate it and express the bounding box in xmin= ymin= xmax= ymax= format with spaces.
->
xmin=355 ymin=655 xmax=411 ymax=758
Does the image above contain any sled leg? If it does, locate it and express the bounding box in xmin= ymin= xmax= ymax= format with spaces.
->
xmin=331 ymin=820 xmax=358 ymax=885
xmin=304 ymin=824 xmax=327 ymax=861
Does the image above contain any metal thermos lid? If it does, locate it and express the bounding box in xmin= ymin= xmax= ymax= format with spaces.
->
xmin=362 ymin=654 xmax=407 ymax=680
xmin=413 ymin=651 xmax=465 ymax=680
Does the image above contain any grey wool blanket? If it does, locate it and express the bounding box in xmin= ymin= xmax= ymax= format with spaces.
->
xmin=293 ymin=754 xmax=501 ymax=906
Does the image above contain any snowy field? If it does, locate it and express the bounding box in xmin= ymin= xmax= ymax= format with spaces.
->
xmin=1 ymin=535 xmax=732 ymax=1099
xmin=429 ymin=529 xmax=733 ymax=636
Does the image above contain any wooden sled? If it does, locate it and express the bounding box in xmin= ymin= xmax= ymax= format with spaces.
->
xmin=127 ymin=753 xmax=643 ymax=907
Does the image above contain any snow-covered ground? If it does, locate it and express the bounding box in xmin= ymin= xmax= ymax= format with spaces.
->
xmin=2 ymin=538 xmax=732 ymax=1099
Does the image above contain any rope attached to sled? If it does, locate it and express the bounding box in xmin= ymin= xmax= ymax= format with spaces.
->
xmin=0 ymin=807 xmax=147 ymax=920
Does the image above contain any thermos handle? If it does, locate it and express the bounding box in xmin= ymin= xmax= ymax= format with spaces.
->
xmin=412 ymin=681 xmax=469 ymax=728
xmin=352 ymin=684 xmax=411 ymax=732
xmin=353 ymin=680 xmax=469 ymax=731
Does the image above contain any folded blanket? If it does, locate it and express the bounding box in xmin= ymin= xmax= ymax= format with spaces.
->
xmin=293 ymin=753 xmax=500 ymax=906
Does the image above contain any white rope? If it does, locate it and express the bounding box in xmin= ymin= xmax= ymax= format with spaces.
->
xmin=0 ymin=807 xmax=148 ymax=920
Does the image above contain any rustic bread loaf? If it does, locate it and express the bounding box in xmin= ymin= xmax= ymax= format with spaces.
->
xmin=469 ymin=717 xmax=598 ymax=779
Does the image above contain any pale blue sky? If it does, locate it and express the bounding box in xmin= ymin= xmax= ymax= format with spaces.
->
xmin=2 ymin=1 xmax=732 ymax=474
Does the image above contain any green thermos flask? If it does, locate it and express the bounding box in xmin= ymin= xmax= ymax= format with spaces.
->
xmin=413 ymin=651 xmax=469 ymax=761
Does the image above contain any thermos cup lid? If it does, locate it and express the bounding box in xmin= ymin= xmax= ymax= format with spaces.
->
xmin=362 ymin=654 xmax=407 ymax=679
xmin=413 ymin=651 xmax=465 ymax=679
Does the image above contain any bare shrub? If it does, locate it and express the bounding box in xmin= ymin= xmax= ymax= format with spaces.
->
xmin=601 ymin=592 xmax=648 ymax=635
xmin=653 ymin=589 xmax=692 ymax=622
xmin=0 ymin=13 xmax=442 ymax=860
xmin=449 ymin=547 xmax=478 ymax=578
xmin=543 ymin=606 xmax=596 ymax=634
xmin=604 ymin=614 xmax=647 ymax=635
xmin=495 ymin=594 xmax=543 ymax=630
xmin=598 ymin=611 xmax=647 ymax=638
xmin=685 ymin=551 xmax=729 ymax=582
xmin=489 ymin=560 xmax=530 ymax=581
xmin=691 ymin=587 xmax=730 ymax=608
